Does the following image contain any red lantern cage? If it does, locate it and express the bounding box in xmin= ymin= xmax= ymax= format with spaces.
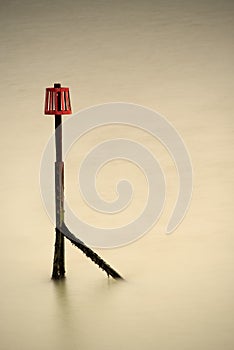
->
xmin=44 ymin=86 xmax=72 ymax=115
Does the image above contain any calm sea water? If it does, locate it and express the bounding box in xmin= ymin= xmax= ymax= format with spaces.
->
xmin=0 ymin=1 xmax=234 ymax=349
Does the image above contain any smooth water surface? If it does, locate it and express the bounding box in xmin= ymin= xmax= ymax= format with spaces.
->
xmin=0 ymin=1 xmax=234 ymax=349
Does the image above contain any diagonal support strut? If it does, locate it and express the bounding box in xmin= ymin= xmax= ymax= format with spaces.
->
xmin=61 ymin=223 xmax=123 ymax=280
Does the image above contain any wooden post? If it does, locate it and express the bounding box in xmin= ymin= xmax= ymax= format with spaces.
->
xmin=52 ymin=83 xmax=65 ymax=279
xmin=44 ymin=82 xmax=123 ymax=280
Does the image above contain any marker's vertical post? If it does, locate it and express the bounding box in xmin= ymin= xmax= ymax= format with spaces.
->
xmin=52 ymin=83 xmax=65 ymax=279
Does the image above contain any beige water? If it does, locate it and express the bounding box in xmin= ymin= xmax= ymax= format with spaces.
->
xmin=1 ymin=1 xmax=234 ymax=349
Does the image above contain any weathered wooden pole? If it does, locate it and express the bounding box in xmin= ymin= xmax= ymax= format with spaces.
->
xmin=53 ymin=83 xmax=65 ymax=279
xmin=44 ymin=83 xmax=72 ymax=279
xmin=44 ymin=83 xmax=123 ymax=280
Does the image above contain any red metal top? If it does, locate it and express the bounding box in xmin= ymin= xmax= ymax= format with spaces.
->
xmin=44 ymin=86 xmax=72 ymax=115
